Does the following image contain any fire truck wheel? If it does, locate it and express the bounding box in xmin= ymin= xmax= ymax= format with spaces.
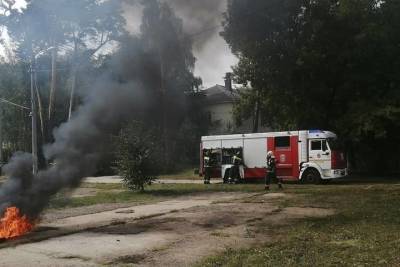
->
xmin=303 ymin=168 xmax=321 ymax=184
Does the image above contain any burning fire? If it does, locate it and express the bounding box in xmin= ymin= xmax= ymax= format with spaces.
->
xmin=0 ymin=207 xmax=35 ymax=239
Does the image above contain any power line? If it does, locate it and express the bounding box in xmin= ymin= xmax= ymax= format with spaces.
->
xmin=34 ymin=67 xmax=70 ymax=73
xmin=0 ymin=97 xmax=30 ymax=110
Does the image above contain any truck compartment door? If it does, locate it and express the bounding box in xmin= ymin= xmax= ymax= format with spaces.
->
xmin=267 ymin=136 xmax=299 ymax=180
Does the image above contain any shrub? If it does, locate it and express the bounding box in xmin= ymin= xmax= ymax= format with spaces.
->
xmin=115 ymin=121 xmax=161 ymax=192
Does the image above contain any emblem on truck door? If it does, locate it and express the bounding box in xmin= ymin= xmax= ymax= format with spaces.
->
xmin=280 ymin=154 xmax=286 ymax=163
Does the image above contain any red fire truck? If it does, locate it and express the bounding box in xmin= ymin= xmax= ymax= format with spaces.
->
xmin=200 ymin=130 xmax=347 ymax=183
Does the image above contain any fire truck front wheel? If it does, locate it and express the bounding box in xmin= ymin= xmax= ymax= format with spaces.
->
xmin=302 ymin=168 xmax=321 ymax=184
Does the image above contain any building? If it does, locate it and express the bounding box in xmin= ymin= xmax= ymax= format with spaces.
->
xmin=201 ymin=73 xmax=269 ymax=135
xmin=202 ymin=84 xmax=239 ymax=134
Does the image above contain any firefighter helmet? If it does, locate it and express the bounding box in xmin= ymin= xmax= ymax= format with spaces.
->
xmin=267 ymin=151 xmax=275 ymax=158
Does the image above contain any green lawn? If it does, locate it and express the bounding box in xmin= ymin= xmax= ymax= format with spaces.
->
xmin=198 ymin=182 xmax=400 ymax=266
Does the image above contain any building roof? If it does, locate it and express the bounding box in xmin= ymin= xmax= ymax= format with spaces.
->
xmin=202 ymin=84 xmax=240 ymax=105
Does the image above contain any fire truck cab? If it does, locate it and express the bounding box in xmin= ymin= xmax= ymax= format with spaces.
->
xmin=200 ymin=130 xmax=347 ymax=183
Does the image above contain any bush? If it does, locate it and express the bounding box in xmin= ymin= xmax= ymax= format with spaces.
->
xmin=115 ymin=121 xmax=161 ymax=192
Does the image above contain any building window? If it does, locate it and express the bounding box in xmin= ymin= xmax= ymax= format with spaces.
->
xmin=275 ymin=136 xmax=290 ymax=148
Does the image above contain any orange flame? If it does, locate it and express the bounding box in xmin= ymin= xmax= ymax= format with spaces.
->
xmin=0 ymin=207 xmax=35 ymax=239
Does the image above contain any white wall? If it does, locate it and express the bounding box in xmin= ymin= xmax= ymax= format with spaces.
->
xmin=205 ymin=103 xmax=235 ymax=134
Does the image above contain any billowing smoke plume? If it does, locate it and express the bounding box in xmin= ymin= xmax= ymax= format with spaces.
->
xmin=166 ymin=0 xmax=238 ymax=87
xmin=123 ymin=0 xmax=237 ymax=87
xmin=166 ymin=0 xmax=226 ymax=50
xmin=0 ymin=0 xmax=231 ymax=220
xmin=124 ymin=0 xmax=225 ymax=48
xmin=0 ymin=77 xmax=146 ymax=218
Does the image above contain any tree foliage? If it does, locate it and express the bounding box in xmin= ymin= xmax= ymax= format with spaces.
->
xmin=0 ymin=62 xmax=30 ymax=160
xmin=223 ymin=0 xmax=400 ymax=173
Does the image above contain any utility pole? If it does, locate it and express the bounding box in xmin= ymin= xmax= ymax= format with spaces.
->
xmin=29 ymin=46 xmax=55 ymax=175
xmin=30 ymin=59 xmax=38 ymax=175
xmin=0 ymin=108 xmax=3 ymax=164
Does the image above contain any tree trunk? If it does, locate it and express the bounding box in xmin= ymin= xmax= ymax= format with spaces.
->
xmin=324 ymin=87 xmax=337 ymax=128
xmin=68 ymin=70 xmax=77 ymax=121
xmin=48 ymin=46 xmax=58 ymax=122
xmin=252 ymin=88 xmax=261 ymax=133
xmin=0 ymin=108 xmax=3 ymax=163
xmin=34 ymin=72 xmax=46 ymax=145
xmin=68 ymin=39 xmax=78 ymax=121
xmin=158 ymin=46 xmax=169 ymax=170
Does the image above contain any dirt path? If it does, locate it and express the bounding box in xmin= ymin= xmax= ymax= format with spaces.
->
xmin=0 ymin=192 xmax=333 ymax=267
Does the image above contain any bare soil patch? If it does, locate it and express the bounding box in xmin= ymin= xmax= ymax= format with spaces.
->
xmin=103 ymin=193 xmax=334 ymax=267
xmin=0 ymin=192 xmax=333 ymax=267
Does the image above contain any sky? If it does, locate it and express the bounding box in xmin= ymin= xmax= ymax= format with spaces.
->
xmin=5 ymin=0 xmax=237 ymax=88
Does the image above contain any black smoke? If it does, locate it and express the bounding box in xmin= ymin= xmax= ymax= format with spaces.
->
xmin=0 ymin=0 xmax=208 ymax=220
xmin=0 ymin=76 xmax=147 ymax=218
xmin=124 ymin=0 xmax=226 ymax=50
xmin=123 ymin=0 xmax=236 ymax=86
xmin=166 ymin=0 xmax=226 ymax=50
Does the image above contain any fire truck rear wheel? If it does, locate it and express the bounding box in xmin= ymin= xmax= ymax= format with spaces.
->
xmin=303 ymin=169 xmax=321 ymax=184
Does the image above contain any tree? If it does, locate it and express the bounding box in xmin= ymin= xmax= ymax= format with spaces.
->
xmin=115 ymin=122 xmax=161 ymax=192
xmin=110 ymin=0 xmax=202 ymax=171
xmin=141 ymin=0 xmax=199 ymax=167
xmin=0 ymin=0 xmax=206 ymax=173
xmin=0 ymin=61 xmax=31 ymax=159
xmin=58 ymin=0 xmax=126 ymax=120
xmin=0 ymin=0 xmax=126 ymax=129
xmin=223 ymin=0 xmax=400 ymax=173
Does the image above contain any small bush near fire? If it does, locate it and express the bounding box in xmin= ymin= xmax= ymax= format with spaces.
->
xmin=115 ymin=122 xmax=161 ymax=192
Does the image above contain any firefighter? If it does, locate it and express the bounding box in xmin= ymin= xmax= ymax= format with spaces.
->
xmin=203 ymin=151 xmax=212 ymax=185
xmin=229 ymin=151 xmax=242 ymax=184
xmin=265 ymin=151 xmax=283 ymax=190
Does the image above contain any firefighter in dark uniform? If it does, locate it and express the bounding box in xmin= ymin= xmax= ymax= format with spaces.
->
xmin=203 ymin=151 xmax=212 ymax=184
xmin=229 ymin=151 xmax=242 ymax=184
xmin=265 ymin=151 xmax=283 ymax=190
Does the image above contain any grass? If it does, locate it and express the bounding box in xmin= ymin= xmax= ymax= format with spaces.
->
xmin=157 ymin=168 xmax=200 ymax=180
xmin=48 ymin=190 xmax=161 ymax=209
xmin=48 ymin=182 xmax=264 ymax=209
xmin=198 ymin=183 xmax=400 ymax=267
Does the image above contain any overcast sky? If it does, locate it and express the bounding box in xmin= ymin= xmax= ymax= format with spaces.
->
xmin=5 ymin=0 xmax=237 ymax=88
